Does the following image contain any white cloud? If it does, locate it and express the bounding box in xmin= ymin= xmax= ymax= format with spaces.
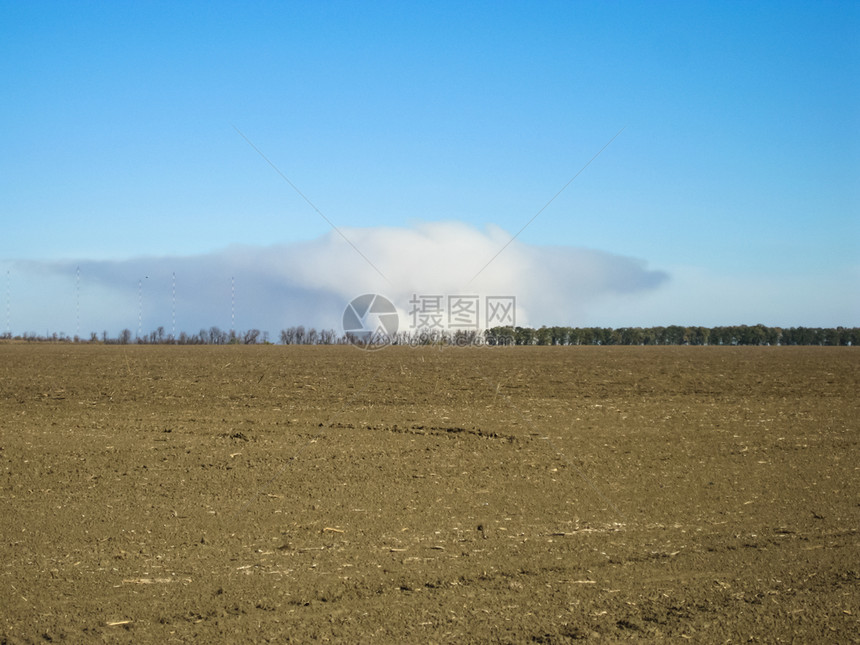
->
xmin=8 ymin=221 xmax=669 ymax=336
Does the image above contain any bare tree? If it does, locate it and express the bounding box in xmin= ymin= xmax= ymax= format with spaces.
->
xmin=209 ymin=326 xmax=226 ymax=345
xmin=280 ymin=327 xmax=297 ymax=345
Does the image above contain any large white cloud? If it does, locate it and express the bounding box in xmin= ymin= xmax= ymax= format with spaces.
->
xmin=8 ymin=221 xmax=668 ymax=337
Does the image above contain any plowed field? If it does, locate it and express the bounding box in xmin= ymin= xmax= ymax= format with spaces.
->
xmin=1 ymin=344 xmax=857 ymax=643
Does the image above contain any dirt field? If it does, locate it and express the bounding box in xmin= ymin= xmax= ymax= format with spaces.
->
xmin=1 ymin=344 xmax=857 ymax=643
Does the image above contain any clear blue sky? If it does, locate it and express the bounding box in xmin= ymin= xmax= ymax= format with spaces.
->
xmin=1 ymin=1 xmax=858 ymax=335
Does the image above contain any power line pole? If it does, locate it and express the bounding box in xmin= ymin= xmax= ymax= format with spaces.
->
xmin=172 ymin=271 xmax=176 ymax=341
xmin=137 ymin=279 xmax=142 ymax=340
xmin=5 ymin=270 xmax=10 ymax=338
xmin=75 ymin=266 xmax=80 ymax=340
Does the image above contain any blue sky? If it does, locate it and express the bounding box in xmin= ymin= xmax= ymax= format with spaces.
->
xmin=1 ymin=1 xmax=858 ymax=336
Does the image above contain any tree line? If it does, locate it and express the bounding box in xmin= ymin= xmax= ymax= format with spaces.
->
xmin=1 ymin=324 xmax=857 ymax=346
xmin=483 ymin=324 xmax=859 ymax=346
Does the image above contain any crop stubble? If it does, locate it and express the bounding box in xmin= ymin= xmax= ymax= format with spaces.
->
xmin=0 ymin=344 xmax=858 ymax=642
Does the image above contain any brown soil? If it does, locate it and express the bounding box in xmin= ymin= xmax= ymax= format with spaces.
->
xmin=1 ymin=344 xmax=858 ymax=643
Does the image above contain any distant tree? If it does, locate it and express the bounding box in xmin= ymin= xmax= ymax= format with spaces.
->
xmin=119 ymin=329 xmax=132 ymax=345
xmin=685 ymin=326 xmax=708 ymax=345
xmin=546 ymin=326 xmax=565 ymax=345
xmin=768 ymin=327 xmax=782 ymax=346
xmin=617 ymin=327 xmax=642 ymax=345
xmin=752 ymin=324 xmax=769 ymax=345
xmin=514 ymin=326 xmax=534 ymax=345
xmin=535 ymin=326 xmax=552 ymax=346
xmin=485 ymin=326 xmax=514 ymax=345
xmin=663 ymin=325 xmax=685 ymax=345
xmin=822 ymin=327 xmax=839 ymax=346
